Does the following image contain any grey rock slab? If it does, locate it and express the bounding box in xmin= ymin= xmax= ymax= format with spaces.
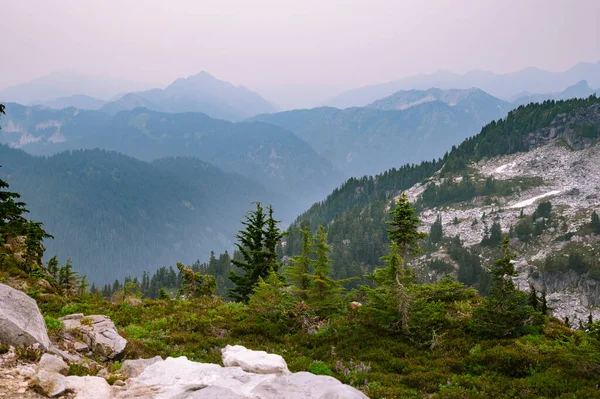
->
xmin=221 ymin=345 xmax=289 ymax=374
xmin=37 ymin=353 xmax=69 ymax=376
xmin=31 ymin=370 xmax=66 ymax=397
xmin=251 ymin=372 xmax=369 ymax=399
xmin=65 ymin=375 xmax=113 ymax=399
xmin=60 ymin=314 xmax=127 ymax=360
xmin=176 ymin=386 xmax=247 ymax=399
xmin=120 ymin=356 xmax=163 ymax=378
xmin=0 ymin=283 xmax=50 ymax=350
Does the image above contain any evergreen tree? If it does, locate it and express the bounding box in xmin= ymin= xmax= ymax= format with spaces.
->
xmin=158 ymin=288 xmax=170 ymax=300
xmin=541 ymin=288 xmax=548 ymax=315
xmin=387 ymin=193 xmax=427 ymax=266
xmin=47 ymin=256 xmax=59 ymax=279
xmin=229 ymin=203 xmax=283 ymax=302
xmin=591 ymin=211 xmax=600 ymax=233
xmin=78 ymin=275 xmax=90 ymax=297
xmin=429 ymin=214 xmax=443 ymax=244
xmin=285 ymin=227 xmax=313 ymax=299
xmin=305 ymin=226 xmax=345 ymax=312
xmin=528 ymin=284 xmax=539 ymax=311
xmin=375 ymin=193 xmax=427 ymax=330
xmin=470 ymin=237 xmax=543 ymax=337
xmin=264 ymin=205 xmax=284 ymax=272
xmin=58 ymin=259 xmax=77 ymax=291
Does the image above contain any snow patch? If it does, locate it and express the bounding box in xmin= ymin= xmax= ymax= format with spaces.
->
xmin=509 ymin=190 xmax=562 ymax=209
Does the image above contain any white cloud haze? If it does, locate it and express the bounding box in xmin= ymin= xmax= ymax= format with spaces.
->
xmin=2 ymin=0 xmax=599 ymax=91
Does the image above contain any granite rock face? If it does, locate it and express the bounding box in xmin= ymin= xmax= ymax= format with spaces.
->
xmin=117 ymin=347 xmax=368 ymax=399
xmin=59 ymin=314 xmax=127 ymax=360
xmin=0 ymin=283 xmax=51 ymax=350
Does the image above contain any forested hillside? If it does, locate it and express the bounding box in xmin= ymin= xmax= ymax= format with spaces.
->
xmin=249 ymin=91 xmax=510 ymax=176
xmin=285 ymin=96 xmax=600 ymax=285
xmin=0 ymin=145 xmax=278 ymax=283
xmin=0 ymin=104 xmax=342 ymax=218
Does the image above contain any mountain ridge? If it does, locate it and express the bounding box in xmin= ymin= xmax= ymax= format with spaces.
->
xmin=101 ymin=71 xmax=278 ymax=121
xmin=325 ymin=61 xmax=600 ymax=108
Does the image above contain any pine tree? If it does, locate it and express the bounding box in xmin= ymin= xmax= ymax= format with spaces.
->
xmin=229 ymin=203 xmax=283 ymax=302
xmin=528 ymin=284 xmax=539 ymax=311
xmin=78 ymin=275 xmax=90 ymax=297
xmin=591 ymin=211 xmax=600 ymax=234
xmin=470 ymin=237 xmax=543 ymax=337
xmin=285 ymin=227 xmax=313 ymax=299
xmin=541 ymin=288 xmax=548 ymax=315
xmin=429 ymin=214 xmax=443 ymax=244
xmin=305 ymin=226 xmax=346 ymax=312
xmin=158 ymin=288 xmax=170 ymax=300
xmin=381 ymin=193 xmax=427 ymax=330
xmin=264 ymin=205 xmax=284 ymax=272
xmin=47 ymin=256 xmax=59 ymax=279
xmin=58 ymin=259 xmax=77 ymax=292
xmin=387 ymin=193 xmax=427 ymax=267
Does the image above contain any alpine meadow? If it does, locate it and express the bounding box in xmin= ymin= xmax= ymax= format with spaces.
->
xmin=2 ymin=1 xmax=600 ymax=398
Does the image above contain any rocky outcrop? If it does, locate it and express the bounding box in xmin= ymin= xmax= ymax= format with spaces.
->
xmin=119 ymin=356 xmax=163 ymax=379
xmin=118 ymin=353 xmax=368 ymax=399
xmin=27 ymin=343 xmax=367 ymax=398
xmin=221 ymin=345 xmax=290 ymax=374
xmin=59 ymin=314 xmax=127 ymax=360
xmin=0 ymin=283 xmax=50 ymax=350
xmin=36 ymin=354 xmax=68 ymax=376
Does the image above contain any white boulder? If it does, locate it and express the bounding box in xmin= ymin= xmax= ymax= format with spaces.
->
xmin=120 ymin=356 xmax=163 ymax=378
xmin=0 ymin=283 xmax=51 ymax=349
xmin=252 ymin=372 xmax=369 ymax=399
xmin=221 ymin=345 xmax=290 ymax=374
xmin=116 ymin=348 xmax=369 ymax=399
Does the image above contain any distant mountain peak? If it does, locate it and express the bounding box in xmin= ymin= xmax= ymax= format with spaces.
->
xmin=100 ymin=72 xmax=277 ymax=121
xmin=367 ymin=87 xmax=503 ymax=111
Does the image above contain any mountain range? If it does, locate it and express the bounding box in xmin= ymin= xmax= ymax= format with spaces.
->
xmin=325 ymin=61 xmax=600 ymax=108
xmin=0 ymin=103 xmax=343 ymax=218
xmin=0 ymin=70 xmax=152 ymax=104
xmin=1 ymin=71 xmax=278 ymax=122
xmin=250 ymin=87 xmax=512 ymax=176
xmin=513 ymin=80 xmax=599 ymax=106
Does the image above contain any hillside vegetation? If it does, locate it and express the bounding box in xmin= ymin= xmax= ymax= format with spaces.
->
xmin=286 ymin=96 xmax=600 ymax=284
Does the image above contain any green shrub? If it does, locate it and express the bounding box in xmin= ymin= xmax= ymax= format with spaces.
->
xmin=44 ymin=315 xmax=64 ymax=332
xmin=308 ymin=360 xmax=333 ymax=376
xmin=15 ymin=345 xmax=43 ymax=362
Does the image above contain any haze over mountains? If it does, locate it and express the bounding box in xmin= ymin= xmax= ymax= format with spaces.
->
xmin=2 ymin=60 xmax=599 ymax=113
xmin=0 ymin=103 xmax=340 ymax=217
xmin=513 ymin=80 xmax=599 ymax=106
xmin=325 ymin=61 xmax=600 ymax=109
xmin=0 ymin=70 xmax=153 ymax=105
xmin=101 ymin=71 xmax=278 ymax=121
xmin=2 ymin=59 xmax=599 ymax=284
xmin=251 ymin=87 xmax=513 ymax=176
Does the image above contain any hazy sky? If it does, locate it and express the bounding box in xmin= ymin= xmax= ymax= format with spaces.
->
xmin=2 ymin=0 xmax=599 ymax=90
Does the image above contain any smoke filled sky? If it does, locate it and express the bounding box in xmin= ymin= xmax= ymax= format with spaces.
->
xmin=2 ymin=0 xmax=600 ymax=90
